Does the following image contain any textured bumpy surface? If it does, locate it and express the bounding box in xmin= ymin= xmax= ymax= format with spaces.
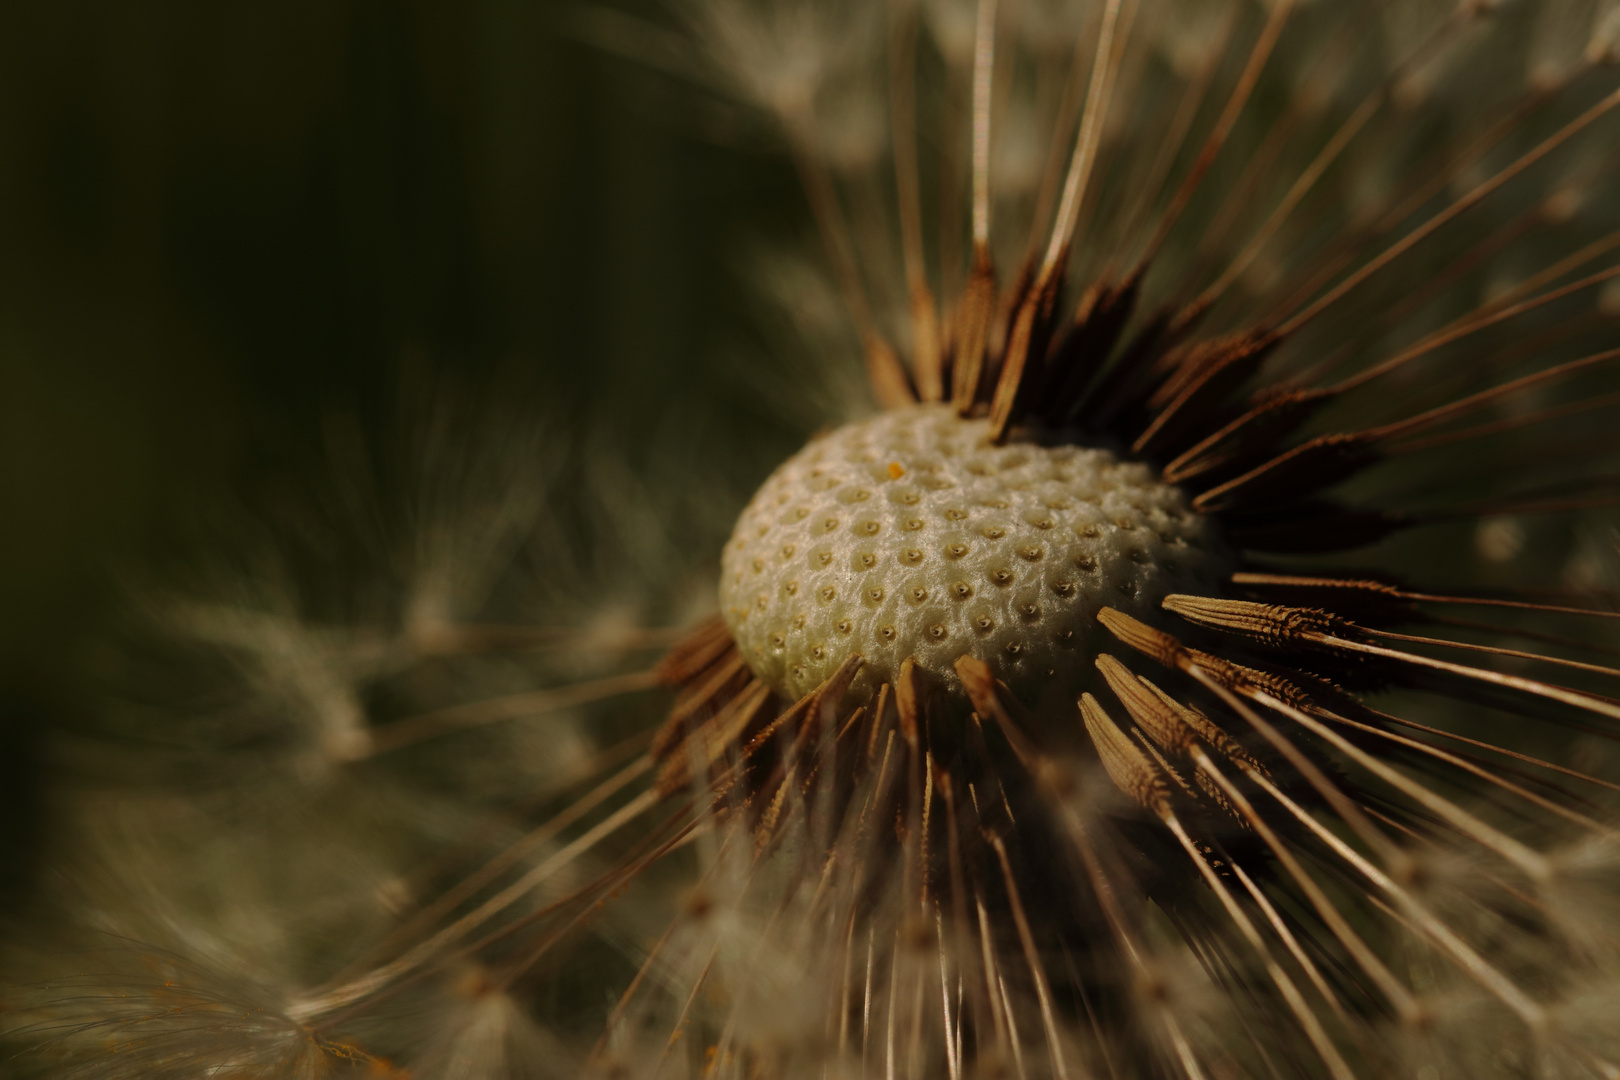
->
xmin=721 ymin=404 xmax=1230 ymax=703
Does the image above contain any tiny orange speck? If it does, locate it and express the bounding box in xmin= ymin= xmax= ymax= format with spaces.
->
xmin=888 ymin=461 xmax=905 ymax=479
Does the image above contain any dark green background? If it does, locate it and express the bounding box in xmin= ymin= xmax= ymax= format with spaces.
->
xmin=0 ymin=0 xmax=803 ymax=894
xmin=0 ymin=1 xmax=808 ymax=675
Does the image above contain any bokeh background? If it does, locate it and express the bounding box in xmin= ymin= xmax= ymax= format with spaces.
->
xmin=0 ymin=0 xmax=807 ymax=903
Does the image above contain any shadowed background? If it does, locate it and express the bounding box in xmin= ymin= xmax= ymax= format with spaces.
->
xmin=0 ymin=0 xmax=805 ymax=900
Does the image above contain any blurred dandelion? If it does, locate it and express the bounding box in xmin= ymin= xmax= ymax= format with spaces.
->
xmin=8 ymin=0 xmax=1620 ymax=1077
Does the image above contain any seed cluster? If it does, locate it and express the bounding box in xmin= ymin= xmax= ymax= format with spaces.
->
xmin=721 ymin=404 xmax=1229 ymax=703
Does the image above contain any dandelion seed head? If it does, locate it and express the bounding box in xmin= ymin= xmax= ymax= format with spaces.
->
xmin=16 ymin=0 xmax=1620 ymax=1076
xmin=1149 ymin=0 xmax=1241 ymax=77
xmin=1539 ymin=835 xmax=1620 ymax=957
xmin=684 ymin=0 xmax=880 ymax=124
xmin=408 ymin=968 xmax=574 ymax=1080
xmin=1592 ymin=5 xmax=1620 ymax=63
xmin=1476 ymin=516 xmax=1527 ymax=562
xmin=1530 ymin=0 xmax=1615 ymax=90
xmin=720 ymin=404 xmax=1227 ymax=701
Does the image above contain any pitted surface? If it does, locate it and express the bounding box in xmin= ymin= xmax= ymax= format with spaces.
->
xmin=721 ymin=404 xmax=1230 ymax=703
